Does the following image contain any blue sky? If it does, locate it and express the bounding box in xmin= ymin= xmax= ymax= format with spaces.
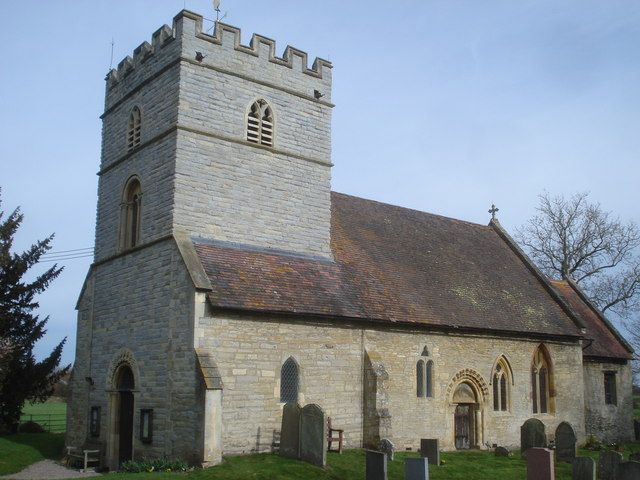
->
xmin=0 ymin=1 xmax=638 ymax=366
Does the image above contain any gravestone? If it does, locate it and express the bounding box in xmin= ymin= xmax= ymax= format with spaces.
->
xmin=420 ymin=439 xmax=439 ymax=466
xmin=598 ymin=450 xmax=623 ymax=480
xmin=279 ymin=402 xmax=301 ymax=459
xmin=521 ymin=418 xmax=546 ymax=456
xmin=405 ymin=457 xmax=429 ymax=480
xmin=495 ymin=446 xmax=510 ymax=457
xmin=572 ymin=457 xmax=595 ymax=480
xmin=299 ymin=404 xmax=327 ymax=467
xmin=365 ymin=449 xmax=387 ymax=480
xmin=525 ymin=448 xmax=555 ymax=480
xmin=618 ymin=461 xmax=640 ymax=480
xmin=554 ymin=422 xmax=577 ymax=463
xmin=379 ymin=438 xmax=395 ymax=461
xmin=629 ymin=452 xmax=640 ymax=462
xmin=634 ymin=420 xmax=640 ymax=441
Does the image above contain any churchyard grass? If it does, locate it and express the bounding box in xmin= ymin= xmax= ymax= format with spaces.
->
xmin=1 ymin=436 xmax=638 ymax=480
xmin=0 ymin=433 xmax=65 ymax=475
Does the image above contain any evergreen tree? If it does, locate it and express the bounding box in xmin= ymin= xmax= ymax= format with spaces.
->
xmin=0 ymin=192 xmax=69 ymax=431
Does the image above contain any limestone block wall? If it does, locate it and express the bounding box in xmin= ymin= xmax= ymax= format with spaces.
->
xmin=172 ymin=11 xmax=333 ymax=258
xmin=195 ymin=311 xmax=586 ymax=454
xmin=94 ymin=135 xmax=177 ymax=261
xmin=583 ymin=360 xmax=634 ymax=443
xmin=67 ymin=240 xmax=202 ymax=462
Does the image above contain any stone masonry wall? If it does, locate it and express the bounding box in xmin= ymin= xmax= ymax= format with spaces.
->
xmin=583 ymin=360 xmax=634 ymax=443
xmin=67 ymin=240 xmax=202 ymax=462
xmin=195 ymin=310 xmax=587 ymax=454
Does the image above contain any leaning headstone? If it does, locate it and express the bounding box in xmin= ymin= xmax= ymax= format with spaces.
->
xmin=378 ymin=438 xmax=395 ymax=462
xmin=495 ymin=446 xmax=510 ymax=457
xmin=521 ymin=418 xmax=546 ymax=456
xmin=572 ymin=457 xmax=595 ymax=480
xmin=634 ymin=420 xmax=640 ymax=441
xmin=555 ymin=422 xmax=577 ymax=463
xmin=618 ymin=461 xmax=640 ymax=480
xmin=526 ymin=447 xmax=555 ymax=480
xmin=365 ymin=449 xmax=387 ymax=480
xmin=598 ymin=450 xmax=623 ymax=480
xmin=405 ymin=457 xmax=429 ymax=480
xmin=629 ymin=452 xmax=640 ymax=462
xmin=420 ymin=439 xmax=439 ymax=467
xmin=279 ymin=402 xmax=301 ymax=459
xmin=299 ymin=404 xmax=327 ymax=467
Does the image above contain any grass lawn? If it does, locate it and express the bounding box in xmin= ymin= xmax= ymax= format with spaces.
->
xmin=1 ymin=434 xmax=638 ymax=480
xmin=0 ymin=433 xmax=65 ymax=476
xmin=20 ymin=397 xmax=67 ymax=433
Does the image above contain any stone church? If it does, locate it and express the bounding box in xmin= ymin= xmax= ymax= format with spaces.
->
xmin=66 ymin=10 xmax=633 ymax=469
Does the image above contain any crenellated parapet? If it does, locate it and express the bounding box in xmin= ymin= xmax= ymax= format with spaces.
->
xmin=105 ymin=10 xmax=332 ymax=107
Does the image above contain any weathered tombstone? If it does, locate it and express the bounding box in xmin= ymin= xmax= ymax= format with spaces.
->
xmin=495 ymin=446 xmax=510 ymax=457
xmin=299 ymin=404 xmax=327 ymax=467
xmin=598 ymin=450 xmax=623 ymax=480
xmin=618 ymin=461 xmax=640 ymax=480
xmin=634 ymin=420 xmax=640 ymax=441
xmin=630 ymin=452 xmax=640 ymax=463
xmin=420 ymin=439 xmax=439 ymax=467
xmin=555 ymin=422 xmax=577 ymax=463
xmin=572 ymin=457 xmax=595 ymax=480
xmin=365 ymin=449 xmax=387 ymax=480
xmin=279 ymin=402 xmax=301 ymax=459
xmin=521 ymin=418 xmax=546 ymax=456
xmin=405 ymin=457 xmax=429 ymax=480
xmin=378 ymin=438 xmax=395 ymax=461
xmin=526 ymin=447 xmax=555 ymax=480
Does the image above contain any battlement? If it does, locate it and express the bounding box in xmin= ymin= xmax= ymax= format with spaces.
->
xmin=106 ymin=10 xmax=332 ymax=93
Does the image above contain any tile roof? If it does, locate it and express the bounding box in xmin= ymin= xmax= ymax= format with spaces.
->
xmin=550 ymin=280 xmax=632 ymax=360
xmin=193 ymin=192 xmax=583 ymax=338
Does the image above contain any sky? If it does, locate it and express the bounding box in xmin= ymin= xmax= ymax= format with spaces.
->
xmin=0 ymin=1 xmax=638 ymax=367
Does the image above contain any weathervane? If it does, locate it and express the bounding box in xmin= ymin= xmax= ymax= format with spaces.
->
xmin=213 ymin=0 xmax=226 ymax=23
xmin=489 ymin=204 xmax=499 ymax=220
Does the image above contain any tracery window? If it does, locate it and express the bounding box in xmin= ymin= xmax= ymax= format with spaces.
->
xmin=416 ymin=351 xmax=433 ymax=398
xmin=120 ymin=177 xmax=142 ymax=250
xmin=127 ymin=106 xmax=141 ymax=151
xmin=246 ymin=99 xmax=273 ymax=147
xmin=531 ymin=345 xmax=553 ymax=414
xmin=492 ymin=362 xmax=509 ymax=412
xmin=280 ymin=357 xmax=299 ymax=403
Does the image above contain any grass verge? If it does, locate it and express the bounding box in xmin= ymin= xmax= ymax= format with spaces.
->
xmin=0 ymin=433 xmax=65 ymax=475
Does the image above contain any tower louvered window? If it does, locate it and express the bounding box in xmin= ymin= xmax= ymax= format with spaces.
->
xmin=127 ymin=107 xmax=141 ymax=151
xmin=247 ymin=100 xmax=273 ymax=147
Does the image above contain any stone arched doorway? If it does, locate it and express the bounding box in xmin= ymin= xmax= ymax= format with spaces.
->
xmin=114 ymin=365 xmax=135 ymax=464
xmin=447 ymin=369 xmax=489 ymax=450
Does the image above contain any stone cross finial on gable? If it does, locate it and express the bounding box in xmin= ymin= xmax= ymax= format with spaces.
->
xmin=489 ymin=204 xmax=499 ymax=220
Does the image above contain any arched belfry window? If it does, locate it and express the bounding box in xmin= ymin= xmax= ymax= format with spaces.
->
xmin=416 ymin=348 xmax=433 ymax=398
xmin=280 ymin=357 xmax=299 ymax=403
xmin=246 ymin=99 xmax=273 ymax=147
xmin=492 ymin=356 xmax=512 ymax=412
xmin=531 ymin=345 xmax=553 ymax=414
xmin=120 ymin=177 xmax=142 ymax=250
xmin=127 ymin=107 xmax=141 ymax=151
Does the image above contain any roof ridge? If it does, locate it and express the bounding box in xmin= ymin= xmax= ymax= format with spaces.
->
xmin=331 ymin=191 xmax=491 ymax=229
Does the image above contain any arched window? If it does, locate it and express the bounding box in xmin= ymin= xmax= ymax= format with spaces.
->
xmin=493 ymin=364 xmax=508 ymax=411
xmin=120 ymin=177 xmax=142 ymax=250
xmin=416 ymin=359 xmax=433 ymax=398
xmin=280 ymin=357 xmax=299 ymax=403
xmin=531 ymin=345 xmax=553 ymax=414
xmin=246 ymin=99 xmax=273 ymax=147
xmin=416 ymin=360 xmax=424 ymax=397
xmin=127 ymin=107 xmax=141 ymax=151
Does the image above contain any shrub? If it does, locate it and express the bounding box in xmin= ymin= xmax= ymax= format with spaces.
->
xmin=583 ymin=435 xmax=602 ymax=451
xmin=121 ymin=457 xmax=190 ymax=473
xmin=17 ymin=421 xmax=45 ymax=433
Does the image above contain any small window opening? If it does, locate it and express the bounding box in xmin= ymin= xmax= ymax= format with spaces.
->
xmin=280 ymin=357 xmax=299 ymax=403
xmin=604 ymin=372 xmax=617 ymax=405
xmin=247 ymin=100 xmax=274 ymax=147
xmin=127 ymin=107 xmax=141 ymax=151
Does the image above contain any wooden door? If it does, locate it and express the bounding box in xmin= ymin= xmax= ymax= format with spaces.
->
xmin=454 ymin=405 xmax=471 ymax=449
xmin=119 ymin=391 xmax=134 ymax=464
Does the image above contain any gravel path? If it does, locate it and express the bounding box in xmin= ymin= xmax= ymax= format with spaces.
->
xmin=1 ymin=460 xmax=101 ymax=480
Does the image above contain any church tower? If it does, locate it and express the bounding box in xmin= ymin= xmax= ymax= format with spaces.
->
xmin=95 ymin=10 xmax=334 ymax=263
